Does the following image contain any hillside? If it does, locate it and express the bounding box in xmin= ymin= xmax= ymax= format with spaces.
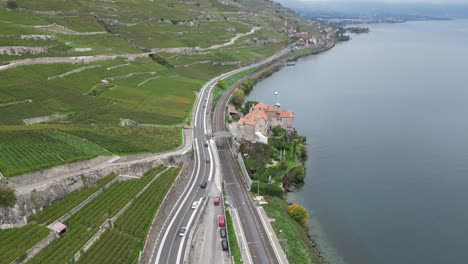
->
xmin=0 ymin=0 xmax=323 ymax=177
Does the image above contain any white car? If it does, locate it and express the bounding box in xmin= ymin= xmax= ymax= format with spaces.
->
xmin=179 ymin=227 xmax=188 ymax=237
xmin=192 ymin=201 xmax=200 ymax=209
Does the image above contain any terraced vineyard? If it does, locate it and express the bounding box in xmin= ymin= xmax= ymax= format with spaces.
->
xmin=0 ymin=129 xmax=109 ymax=176
xmin=27 ymin=166 xmax=166 ymax=264
xmin=28 ymin=174 xmax=116 ymax=225
xmin=76 ymin=167 xmax=180 ymax=263
xmin=0 ymin=224 xmax=50 ymax=264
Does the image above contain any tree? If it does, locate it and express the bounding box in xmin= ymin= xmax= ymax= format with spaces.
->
xmin=0 ymin=187 xmax=16 ymax=207
xmin=231 ymin=88 xmax=244 ymax=107
xmin=6 ymin=0 xmax=18 ymax=9
xmin=217 ymin=79 xmax=226 ymax=90
xmin=288 ymin=203 xmax=309 ymax=226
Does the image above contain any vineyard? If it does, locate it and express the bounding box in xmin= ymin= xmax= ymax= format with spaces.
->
xmin=76 ymin=167 xmax=180 ymax=263
xmin=27 ymin=166 xmax=166 ymax=264
xmin=0 ymin=224 xmax=50 ymax=264
xmin=0 ymin=129 xmax=109 ymax=177
xmin=28 ymin=174 xmax=116 ymax=225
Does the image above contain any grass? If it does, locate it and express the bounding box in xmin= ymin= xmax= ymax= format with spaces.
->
xmin=0 ymin=129 xmax=109 ymax=177
xmin=68 ymin=126 xmax=182 ymax=155
xmin=263 ymin=197 xmax=321 ymax=264
xmin=27 ymin=174 xmax=117 ymax=225
xmin=225 ymin=210 xmax=243 ymax=264
xmin=213 ymin=67 xmax=257 ymax=103
xmin=76 ymin=167 xmax=180 ymax=263
xmin=0 ymin=224 xmax=50 ymax=264
xmin=27 ymin=166 xmax=165 ymax=264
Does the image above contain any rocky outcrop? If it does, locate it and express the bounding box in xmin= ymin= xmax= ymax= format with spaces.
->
xmin=1 ymin=153 xmax=190 ymax=226
xmin=241 ymin=37 xmax=285 ymax=46
xmin=0 ymin=46 xmax=48 ymax=56
xmin=23 ymin=114 xmax=67 ymax=125
xmin=20 ymin=35 xmax=55 ymax=41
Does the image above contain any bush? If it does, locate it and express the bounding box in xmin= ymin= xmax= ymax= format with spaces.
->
xmin=288 ymin=203 xmax=309 ymax=226
xmin=6 ymin=0 xmax=18 ymax=9
xmin=0 ymin=187 xmax=16 ymax=207
xmin=231 ymin=89 xmax=244 ymax=107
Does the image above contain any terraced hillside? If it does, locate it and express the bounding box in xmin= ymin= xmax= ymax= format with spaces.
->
xmin=0 ymin=0 xmax=323 ymax=176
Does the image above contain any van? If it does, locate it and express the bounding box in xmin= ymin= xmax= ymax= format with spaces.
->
xmin=218 ymin=215 xmax=225 ymax=227
xmin=214 ymin=196 xmax=220 ymax=206
xmin=221 ymin=239 xmax=229 ymax=251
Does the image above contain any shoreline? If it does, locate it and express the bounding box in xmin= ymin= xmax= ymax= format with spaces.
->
xmin=227 ymin=42 xmax=336 ymax=263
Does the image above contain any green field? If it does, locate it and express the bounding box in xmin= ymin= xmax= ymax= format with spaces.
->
xmin=0 ymin=0 xmax=323 ymax=176
xmin=76 ymin=167 xmax=180 ymax=263
xmin=0 ymin=224 xmax=50 ymax=264
xmin=263 ymin=197 xmax=321 ymax=264
xmin=28 ymin=174 xmax=117 ymax=225
xmin=27 ymin=166 xmax=166 ymax=264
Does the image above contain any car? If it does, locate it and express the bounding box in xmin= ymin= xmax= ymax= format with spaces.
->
xmin=204 ymin=142 xmax=209 ymax=147
xmin=179 ymin=227 xmax=188 ymax=237
xmin=206 ymin=158 xmax=210 ymax=163
xmin=218 ymin=215 xmax=225 ymax=227
xmin=203 ymin=105 xmax=206 ymax=108
xmin=221 ymin=239 xmax=229 ymax=251
xmin=200 ymin=181 xmax=207 ymax=188
xmin=220 ymin=227 xmax=227 ymax=238
xmin=214 ymin=196 xmax=220 ymax=206
xmin=192 ymin=201 xmax=200 ymax=209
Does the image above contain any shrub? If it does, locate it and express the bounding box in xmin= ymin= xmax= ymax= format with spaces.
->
xmin=288 ymin=203 xmax=309 ymax=226
xmin=6 ymin=0 xmax=18 ymax=9
xmin=0 ymin=187 xmax=16 ymax=207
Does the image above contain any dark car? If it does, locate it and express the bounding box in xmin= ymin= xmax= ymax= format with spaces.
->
xmin=200 ymin=181 xmax=207 ymax=188
xmin=204 ymin=142 xmax=209 ymax=147
xmin=220 ymin=227 xmax=226 ymax=238
xmin=221 ymin=239 xmax=229 ymax=251
xmin=206 ymin=158 xmax=210 ymax=163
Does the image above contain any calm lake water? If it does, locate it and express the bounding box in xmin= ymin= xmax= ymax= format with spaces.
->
xmin=247 ymin=20 xmax=468 ymax=264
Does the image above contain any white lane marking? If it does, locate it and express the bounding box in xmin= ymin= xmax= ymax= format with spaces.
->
xmin=207 ymin=141 xmax=214 ymax=182
xmin=153 ymin=141 xmax=202 ymax=264
xmin=176 ymin=196 xmax=207 ymax=264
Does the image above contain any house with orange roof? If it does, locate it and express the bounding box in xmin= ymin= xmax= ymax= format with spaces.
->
xmin=236 ymin=102 xmax=295 ymax=142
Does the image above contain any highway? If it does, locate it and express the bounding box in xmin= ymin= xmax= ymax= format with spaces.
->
xmin=150 ymin=47 xmax=290 ymax=264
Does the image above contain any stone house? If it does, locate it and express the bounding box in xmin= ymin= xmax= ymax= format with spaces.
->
xmin=236 ymin=102 xmax=295 ymax=143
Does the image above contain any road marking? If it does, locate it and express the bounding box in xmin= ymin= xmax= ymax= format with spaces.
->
xmin=152 ymin=141 xmax=202 ymax=264
xmin=176 ymin=196 xmax=207 ymax=264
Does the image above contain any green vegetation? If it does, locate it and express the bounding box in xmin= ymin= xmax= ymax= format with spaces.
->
xmin=288 ymin=203 xmax=309 ymax=226
xmin=0 ymin=128 xmax=109 ymax=177
xmin=76 ymin=167 xmax=180 ymax=263
xmin=264 ymin=197 xmax=321 ymax=264
xmin=0 ymin=224 xmax=50 ymax=264
xmin=0 ymin=0 xmax=324 ymax=175
xmin=0 ymin=187 xmax=16 ymax=207
xmin=28 ymin=174 xmax=117 ymax=225
xmin=27 ymin=166 xmax=165 ymax=264
xmin=213 ymin=67 xmax=257 ymax=103
xmin=225 ymin=210 xmax=242 ymax=264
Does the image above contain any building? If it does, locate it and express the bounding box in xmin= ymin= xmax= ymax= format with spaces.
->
xmin=236 ymin=102 xmax=295 ymax=143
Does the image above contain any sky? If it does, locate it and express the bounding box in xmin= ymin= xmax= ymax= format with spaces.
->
xmin=296 ymin=0 xmax=468 ymax=4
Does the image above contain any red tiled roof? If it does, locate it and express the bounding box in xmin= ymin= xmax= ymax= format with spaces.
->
xmin=237 ymin=102 xmax=294 ymax=126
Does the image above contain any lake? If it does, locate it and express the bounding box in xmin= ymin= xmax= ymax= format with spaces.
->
xmin=247 ymin=20 xmax=468 ymax=264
